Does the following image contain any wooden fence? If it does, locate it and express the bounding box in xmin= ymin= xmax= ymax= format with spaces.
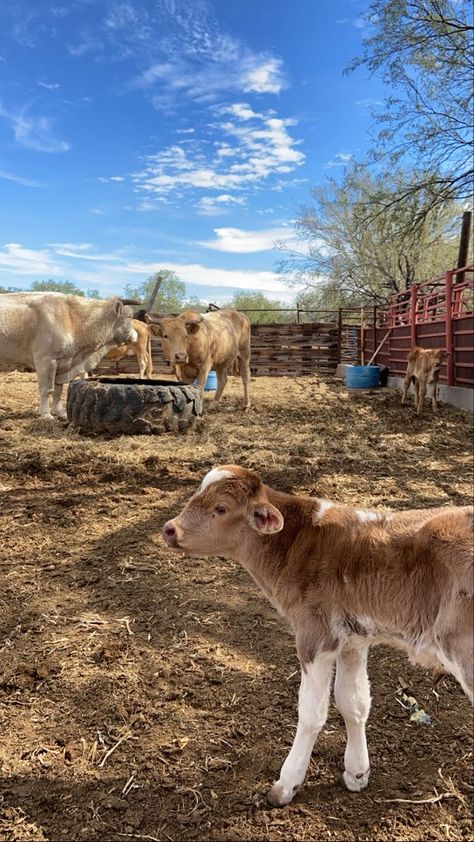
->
xmin=95 ymin=320 xmax=341 ymax=378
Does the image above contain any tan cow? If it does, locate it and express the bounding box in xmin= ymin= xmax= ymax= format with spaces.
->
xmin=104 ymin=319 xmax=154 ymax=378
xmin=146 ymin=309 xmax=251 ymax=409
xmin=0 ymin=292 xmax=137 ymax=420
xmin=163 ymin=465 xmax=473 ymax=805
xmin=402 ymin=346 xmax=449 ymax=413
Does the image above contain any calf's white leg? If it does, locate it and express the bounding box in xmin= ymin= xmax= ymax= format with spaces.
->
xmin=334 ymin=646 xmax=371 ymax=792
xmin=267 ymin=655 xmax=334 ymax=807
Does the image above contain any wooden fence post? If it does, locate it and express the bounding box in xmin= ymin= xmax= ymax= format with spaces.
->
xmin=445 ymin=270 xmax=455 ymax=386
xmin=410 ymin=285 xmax=418 ymax=348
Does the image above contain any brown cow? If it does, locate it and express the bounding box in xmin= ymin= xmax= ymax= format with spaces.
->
xmin=402 ymin=346 xmax=449 ymax=413
xmin=163 ymin=465 xmax=473 ymax=805
xmin=146 ymin=309 xmax=251 ymax=409
xmin=104 ymin=319 xmax=154 ymax=378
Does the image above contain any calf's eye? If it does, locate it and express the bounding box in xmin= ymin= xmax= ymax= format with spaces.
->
xmin=214 ymin=505 xmax=227 ymax=515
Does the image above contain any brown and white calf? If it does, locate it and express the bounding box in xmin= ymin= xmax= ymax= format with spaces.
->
xmin=402 ymin=346 xmax=449 ymax=413
xmin=163 ymin=465 xmax=473 ymax=805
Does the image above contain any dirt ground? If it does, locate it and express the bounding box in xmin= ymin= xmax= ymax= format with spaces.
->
xmin=0 ymin=372 xmax=472 ymax=842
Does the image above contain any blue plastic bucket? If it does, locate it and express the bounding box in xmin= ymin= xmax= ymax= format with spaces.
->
xmin=204 ymin=371 xmax=217 ymax=391
xmin=193 ymin=371 xmax=217 ymax=391
xmin=346 ymin=365 xmax=381 ymax=389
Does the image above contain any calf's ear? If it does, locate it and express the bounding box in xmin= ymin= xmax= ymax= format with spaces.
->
xmin=186 ymin=322 xmax=201 ymax=334
xmin=147 ymin=323 xmax=162 ymax=337
xmin=247 ymin=502 xmax=284 ymax=534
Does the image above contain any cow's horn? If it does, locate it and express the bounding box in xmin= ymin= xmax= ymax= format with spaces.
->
xmin=119 ymin=298 xmax=143 ymax=306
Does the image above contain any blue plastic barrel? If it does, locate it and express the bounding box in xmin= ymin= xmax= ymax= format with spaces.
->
xmin=346 ymin=365 xmax=380 ymax=389
xmin=193 ymin=371 xmax=218 ymax=391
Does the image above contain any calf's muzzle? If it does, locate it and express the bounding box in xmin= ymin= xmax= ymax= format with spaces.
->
xmin=162 ymin=520 xmax=181 ymax=547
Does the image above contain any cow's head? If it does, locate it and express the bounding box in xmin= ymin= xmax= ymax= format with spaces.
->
xmin=162 ymin=465 xmax=284 ymax=559
xmin=431 ymin=348 xmax=450 ymax=372
xmin=145 ymin=312 xmax=203 ymax=365
xmin=110 ymin=300 xmax=137 ymax=345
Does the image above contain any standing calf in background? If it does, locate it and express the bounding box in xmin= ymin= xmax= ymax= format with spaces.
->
xmin=163 ymin=465 xmax=473 ymax=806
xmin=104 ymin=319 xmax=155 ymax=379
xmin=402 ymin=346 xmax=449 ymax=413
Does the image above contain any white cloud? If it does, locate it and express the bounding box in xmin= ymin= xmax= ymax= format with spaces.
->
xmin=98 ymin=175 xmax=125 ymax=182
xmin=325 ymin=152 xmax=353 ymax=168
xmin=200 ymin=226 xmax=295 ymax=253
xmin=0 ymin=101 xmax=70 ymax=153
xmin=195 ymin=194 xmax=247 ymax=215
xmin=242 ymin=59 xmax=286 ymax=94
xmin=133 ymin=104 xmax=304 ymax=201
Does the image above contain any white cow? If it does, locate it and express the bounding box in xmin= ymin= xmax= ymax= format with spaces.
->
xmin=0 ymin=292 xmax=137 ymax=420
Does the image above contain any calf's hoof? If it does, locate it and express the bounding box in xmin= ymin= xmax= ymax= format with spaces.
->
xmin=343 ymin=768 xmax=370 ymax=792
xmin=267 ymin=781 xmax=299 ymax=807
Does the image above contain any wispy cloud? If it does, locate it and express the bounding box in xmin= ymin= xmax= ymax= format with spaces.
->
xmin=37 ymin=81 xmax=60 ymax=91
xmin=134 ymin=52 xmax=286 ymax=110
xmin=0 ymin=169 xmax=45 ymax=187
xmin=199 ymin=226 xmax=295 ymax=253
xmin=195 ymin=194 xmax=247 ymax=216
xmin=0 ymin=101 xmax=70 ymax=153
xmin=0 ymin=241 xmax=298 ymax=297
xmin=0 ymin=242 xmax=62 ymax=276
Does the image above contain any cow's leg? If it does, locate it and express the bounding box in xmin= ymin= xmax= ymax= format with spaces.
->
xmin=34 ymin=358 xmax=57 ymax=420
xmin=267 ymin=655 xmax=334 ymax=807
xmin=416 ymin=377 xmax=426 ymax=413
xmin=430 ymin=379 xmax=439 ymax=412
xmin=136 ymin=352 xmax=146 ymax=379
xmin=334 ymin=646 xmax=371 ymax=792
xmin=145 ymin=349 xmax=153 ymax=378
xmin=213 ymin=367 xmax=228 ymax=404
xmin=51 ymin=382 xmax=67 ymax=419
xmin=401 ymin=371 xmax=412 ymax=404
xmin=238 ymin=356 xmax=251 ymax=410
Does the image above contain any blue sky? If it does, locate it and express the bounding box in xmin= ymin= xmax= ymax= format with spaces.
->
xmin=0 ymin=0 xmax=385 ymax=303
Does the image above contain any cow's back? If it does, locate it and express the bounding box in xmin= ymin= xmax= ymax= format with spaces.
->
xmin=199 ymin=310 xmax=250 ymax=367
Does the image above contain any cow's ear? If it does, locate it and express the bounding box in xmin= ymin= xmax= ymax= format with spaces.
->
xmin=186 ymin=322 xmax=201 ymax=334
xmin=147 ymin=323 xmax=162 ymax=337
xmin=247 ymin=502 xmax=284 ymax=534
xmin=115 ymin=300 xmax=124 ymax=316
